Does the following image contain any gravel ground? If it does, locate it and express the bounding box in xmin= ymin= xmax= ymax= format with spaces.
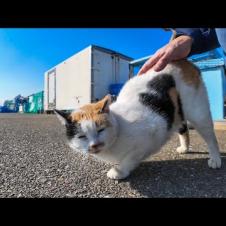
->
xmin=0 ymin=113 xmax=226 ymax=198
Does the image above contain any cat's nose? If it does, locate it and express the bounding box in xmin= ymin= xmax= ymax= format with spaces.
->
xmin=89 ymin=142 xmax=105 ymax=153
xmin=90 ymin=142 xmax=104 ymax=149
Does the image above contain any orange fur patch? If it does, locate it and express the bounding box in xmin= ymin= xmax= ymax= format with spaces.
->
xmin=173 ymin=60 xmax=201 ymax=88
xmin=70 ymin=96 xmax=111 ymax=127
xmin=168 ymin=87 xmax=180 ymax=122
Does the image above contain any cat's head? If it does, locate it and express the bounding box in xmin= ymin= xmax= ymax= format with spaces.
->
xmin=55 ymin=95 xmax=118 ymax=154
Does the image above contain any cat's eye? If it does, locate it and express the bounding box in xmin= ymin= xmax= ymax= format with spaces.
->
xmin=78 ymin=135 xmax=86 ymax=139
xmin=98 ymin=128 xmax=105 ymax=133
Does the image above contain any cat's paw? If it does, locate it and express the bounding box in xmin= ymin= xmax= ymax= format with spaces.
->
xmin=176 ymin=146 xmax=189 ymax=154
xmin=208 ymin=156 xmax=221 ymax=169
xmin=107 ymin=167 xmax=129 ymax=180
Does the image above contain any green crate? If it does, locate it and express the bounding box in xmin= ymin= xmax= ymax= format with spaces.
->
xmin=23 ymin=91 xmax=44 ymax=113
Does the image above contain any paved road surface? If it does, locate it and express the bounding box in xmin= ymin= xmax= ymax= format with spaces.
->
xmin=0 ymin=113 xmax=226 ymax=198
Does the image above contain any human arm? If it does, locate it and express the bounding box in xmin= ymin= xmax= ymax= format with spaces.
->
xmin=137 ymin=28 xmax=220 ymax=75
xmin=138 ymin=34 xmax=193 ymax=74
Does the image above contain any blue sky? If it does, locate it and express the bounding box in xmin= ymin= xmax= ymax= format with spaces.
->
xmin=0 ymin=28 xmax=171 ymax=105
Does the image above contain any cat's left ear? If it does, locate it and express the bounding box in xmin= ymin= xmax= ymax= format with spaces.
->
xmin=99 ymin=94 xmax=112 ymax=114
xmin=54 ymin=109 xmax=71 ymax=125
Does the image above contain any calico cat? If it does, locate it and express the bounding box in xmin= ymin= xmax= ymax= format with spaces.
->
xmin=55 ymin=59 xmax=221 ymax=180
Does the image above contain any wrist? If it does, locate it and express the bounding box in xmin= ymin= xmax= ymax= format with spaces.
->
xmin=174 ymin=35 xmax=193 ymax=48
xmin=171 ymin=35 xmax=193 ymax=58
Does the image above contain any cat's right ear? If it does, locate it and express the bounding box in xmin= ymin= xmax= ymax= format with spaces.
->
xmin=54 ymin=109 xmax=71 ymax=125
xmin=99 ymin=94 xmax=112 ymax=114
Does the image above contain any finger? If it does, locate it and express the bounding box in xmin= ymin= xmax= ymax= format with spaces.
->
xmin=152 ymin=45 xmax=175 ymax=72
xmin=137 ymin=52 xmax=164 ymax=75
xmin=152 ymin=55 xmax=169 ymax=72
xmin=138 ymin=52 xmax=162 ymax=75
xmin=138 ymin=57 xmax=159 ymax=75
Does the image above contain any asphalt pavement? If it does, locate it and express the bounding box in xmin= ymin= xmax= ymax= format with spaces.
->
xmin=0 ymin=113 xmax=226 ymax=198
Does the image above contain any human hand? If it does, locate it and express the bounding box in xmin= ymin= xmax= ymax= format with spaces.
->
xmin=137 ymin=35 xmax=193 ymax=75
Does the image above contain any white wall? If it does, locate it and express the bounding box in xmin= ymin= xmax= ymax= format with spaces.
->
xmin=44 ymin=46 xmax=92 ymax=111
xmin=44 ymin=46 xmax=132 ymax=111
xmin=92 ymin=48 xmax=115 ymax=101
xmin=92 ymin=49 xmax=131 ymax=101
xmin=55 ymin=47 xmax=91 ymax=110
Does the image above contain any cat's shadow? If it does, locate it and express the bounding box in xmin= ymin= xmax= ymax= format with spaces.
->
xmin=121 ymin=153 xmax=226 ymax=197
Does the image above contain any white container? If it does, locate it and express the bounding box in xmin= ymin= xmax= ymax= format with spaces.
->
xmin=44 ymin=45 xmax=133 ymax=111
xmin=19 ymin=105 xmax=23 ymax=113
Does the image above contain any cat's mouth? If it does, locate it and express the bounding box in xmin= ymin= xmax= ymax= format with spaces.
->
xmin=88 ymin=143 xmax=105 ymax=154
xmin=89 ymin=149 xmax=102 ymax=154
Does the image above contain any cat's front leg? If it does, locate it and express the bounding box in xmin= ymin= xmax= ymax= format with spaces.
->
xmin=107 ymin=167 xmax=129 ymax=180
xmin=107 ymin=152 xmax=144 ymax=180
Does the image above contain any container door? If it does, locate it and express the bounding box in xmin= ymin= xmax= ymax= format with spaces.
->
xmin=29 ymin=96 xmax=35 ymax=113
xmin=114 ymin=55 xmax=120 ymax=83
xmin=47 ymin=69 xmax=56 ymax=109
xmin=115 ymin=56 xmax=130 ymax=83
xmin=92 ymin=49 xmax=115 ymax=101
xmin=37 ymin=92 xmax=44 ymax=113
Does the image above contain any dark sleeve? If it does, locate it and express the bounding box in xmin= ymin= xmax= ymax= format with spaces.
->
xmin=174 ymin=28 xmax=220 ymax=56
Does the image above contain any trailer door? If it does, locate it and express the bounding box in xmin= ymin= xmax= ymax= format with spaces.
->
xmin=47 ymin=69 xmax=56 ymax=109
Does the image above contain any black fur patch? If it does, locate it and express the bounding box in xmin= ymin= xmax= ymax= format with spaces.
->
xmin=177 ymin=93 xmax=188 ymax=134
xmin=177 ymin=95 xmax=184 ymax=121
xmin=178 ymin=122 xmax=188 ymax=134
xmin=139 ymin=74 xmax=176 ymax=130
xmin=65 ymin=122 xmax=79 ymax=140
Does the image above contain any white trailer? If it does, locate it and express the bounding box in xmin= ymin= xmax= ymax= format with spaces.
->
xmin=44 ymin=45 xmax=133 ymax=112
